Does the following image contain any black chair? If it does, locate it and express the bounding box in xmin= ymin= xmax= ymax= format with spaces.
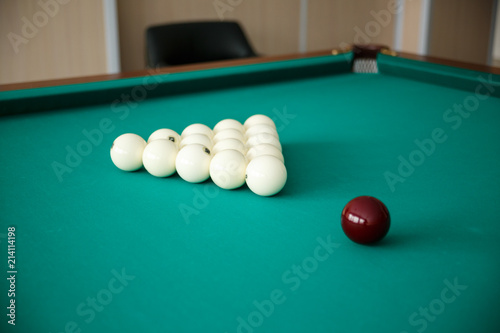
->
xmin=146 ymin=21 xmax=257 ymax=68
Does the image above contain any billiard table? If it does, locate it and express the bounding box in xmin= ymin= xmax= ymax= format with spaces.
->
xmin=1 ymin=46 xmax=499 ymax=333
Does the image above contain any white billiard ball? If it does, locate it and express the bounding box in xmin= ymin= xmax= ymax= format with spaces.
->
xmin=213 ymin=119 xmax=244 ymax=134
xmin=142 ymin=139 xmax=178 ymax=177
xmin=246 ymin=133 xmax=282 ymax=151
xmin=245 ymin=124 xmax=279 ymax=140
xmin=181 ymin=123 xmax=213 ymax=139
xmin=209 ymin=149 xmax=247 ymax=190
xmin=246 ymin=144 xmax=284 ymax=163
xmin=110 ymin=133 xmax=147 ymax=171
xmin=246 ymin=155 xmax=287 ymax=196
xmin=147 ymin=128 xmax=181 ymax=147
xmin=175 ymin=144 xmax=212 ymax=183
xmin=179 ymin=133 xmax=213 ymax=150
xmin=213 ymin=129 xmax=245 ymax=143
xmin=212 ymin=138 xmax=246 ymax=155
xmin=244 ymin=114 xmax=276 ymax=130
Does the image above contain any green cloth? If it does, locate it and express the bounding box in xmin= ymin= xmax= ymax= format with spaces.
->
xmin=1 ymin=52 xmax=499 ymax=333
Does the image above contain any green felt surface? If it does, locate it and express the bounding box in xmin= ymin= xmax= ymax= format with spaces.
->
xmin=1 ymin=53 xmax=500 ymax=333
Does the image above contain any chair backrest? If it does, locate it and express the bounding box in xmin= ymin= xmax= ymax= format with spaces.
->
xmin=146 ymin=21 xmax=257 ymax=68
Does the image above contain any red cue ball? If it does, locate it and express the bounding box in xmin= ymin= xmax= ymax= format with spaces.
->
xmin=341 ymin=196 xmax=390 ymax=244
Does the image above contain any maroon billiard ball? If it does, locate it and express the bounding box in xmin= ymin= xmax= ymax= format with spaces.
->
xmin=341 ymin=196 xmax=390 ymax=244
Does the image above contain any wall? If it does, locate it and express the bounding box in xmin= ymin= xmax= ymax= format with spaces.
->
xmin=398 ymin=0 xmax=426 ymax=54
xmin=428 ymin=0 xmax=495 ymax=65
xmin=120 ymin=0 xmax=497 ymax=71
xmin=0 ymin=0 xmax=108 ymax=85
xmin=117 ymin=0 xmax=302 ymax=72
xmin=307 ymin=0 xmax=396 ymax=52
xmin=1 ymin=0 xmax=498 ymax=85
xmin=117 ymin=0 xmax=405 ymax=72
xmin=494 ymin=0 xmax=500 ymax=66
